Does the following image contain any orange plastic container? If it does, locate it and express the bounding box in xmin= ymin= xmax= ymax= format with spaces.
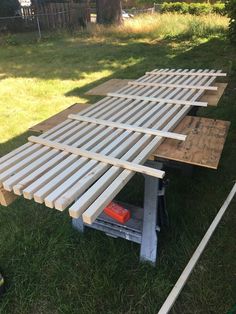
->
xmin=103 ymin=202 xmax=130 ymax=224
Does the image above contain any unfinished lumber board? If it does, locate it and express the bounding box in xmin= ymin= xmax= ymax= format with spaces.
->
xmin=146 ymin=70 xmax=227 ymax=77
xmin=68 ymin=114 xmax=187 ymax=141
xmin=128 ymin=81 xmax=218 ymax=91
xmin=28 ymin=136 xmax=165 ymax=179
xmin=0 ymin=187 xmax=18 ymax=206
xmin=85 ymin=79 xmax=131 ymax=96
xmin=153 ymin=116 xmax=230 ymax=169
xmin=199 ymin=83 xmax=227 ymax=106
xmin=107 ymin=92 xmax=208 ymax=107
xmin=158 ymin=183 xmax=236 ymax=314
xmin=29 ymin=103 xmax=91 ymax=133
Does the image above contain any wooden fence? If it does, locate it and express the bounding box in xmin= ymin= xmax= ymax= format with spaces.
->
xmin=20 ymin=2 xmax=90 ymax=30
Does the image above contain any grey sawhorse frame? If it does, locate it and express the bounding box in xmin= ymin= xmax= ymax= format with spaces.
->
xmin=72 ymin=161 xmax=167 ymax=265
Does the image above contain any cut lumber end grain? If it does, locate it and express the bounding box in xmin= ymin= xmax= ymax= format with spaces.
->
xmin=69 ymin=207 xmax=79 ymax=218
xmin=23 ymin=191 xmax=33 ymax=200
xmin=0 ymin=187 xmax=18 ymax=206
xmin=33 ymin=195 xmax=44 ymax=204
xmin=54 ymin=198 xmax=69 ymax=211
xmin=82 ymin=213 xmax=94 ymax=225
xmin=13 ymin=185 xmax=23 ymax=196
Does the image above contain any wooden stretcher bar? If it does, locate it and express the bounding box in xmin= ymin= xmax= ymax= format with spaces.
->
xmin=28 ymin=136 xmax=165 ymax=179
xmin=107 ymin=92 xmax=208 ymax=107
xmin=128 ymin=80 xmax=218 ymax=91
xmin=0 ymin=69 xmax=221 ymax=224
xmin=68 ymin=114 xmax=187 ymax=141
xmin=146 ymin=70 xmax=227 ymax=77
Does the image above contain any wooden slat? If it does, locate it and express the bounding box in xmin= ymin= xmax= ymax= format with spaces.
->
xmin=128 ymin=81 xmax=218 ymax=91
xmin=68 ymin=114 xmax=187 ymax=141
xmin=146 ymin=70 xmax=226 ymax=77
xmin=107 ymin=92 xmax=208 ymax=107
xmin=28 ymin=136 xmax=165 ymax=179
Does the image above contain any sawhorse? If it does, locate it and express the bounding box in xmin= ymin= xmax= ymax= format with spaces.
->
xmin=72 ymin=161 xmax=168 ymax=266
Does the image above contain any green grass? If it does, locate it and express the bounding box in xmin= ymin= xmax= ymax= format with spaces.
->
xmin=0 ymin=14 xmax=236 ymax=314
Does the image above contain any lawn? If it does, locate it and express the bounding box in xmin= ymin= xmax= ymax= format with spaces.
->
xmin=0 ymin=13 xmax=236 ymax=314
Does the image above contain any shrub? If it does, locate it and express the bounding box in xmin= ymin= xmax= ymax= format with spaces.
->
xmin=226 ymin=0 xmax=236 ymax=43
xmin=161 ymin=2 xmax=225 ymax=16
xmin=188 ymin=3 xmax=212 ymax=15
xmin=212 ymin=3 xmax=226 ymax=15
xmin=161 ymin=2 xmax=189 ymax=14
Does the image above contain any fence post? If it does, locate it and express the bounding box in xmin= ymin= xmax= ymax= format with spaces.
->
xmin=36 ymin=16 xmax=42 ymax=40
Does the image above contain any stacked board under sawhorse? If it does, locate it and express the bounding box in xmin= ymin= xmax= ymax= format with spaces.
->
xmin=0 ymin=69 xmax=228 ymax=265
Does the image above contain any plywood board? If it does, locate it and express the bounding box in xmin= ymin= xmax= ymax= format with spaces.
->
xmin=85 ymin=79 xmax=131 ymax=96
xmin=199 ymin=83 xmax=227 ymax=106
xmin=29 ymin=103 xmax=90 ymax=133
xmin=153 ymin=116 xmax=230 ymax=169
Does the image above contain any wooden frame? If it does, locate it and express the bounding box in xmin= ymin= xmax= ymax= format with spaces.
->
xmin=0 ymin=69 xmax=222 ymax=224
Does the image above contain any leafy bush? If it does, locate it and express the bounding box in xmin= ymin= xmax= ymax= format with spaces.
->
xmin=161 ymin=2 xmax=225 ymax=16
xmin=188 ymin=3 xmax=212 ymax=15
xmin=212 ymin=3 xmax=226 ymax=15
xmin=161 ymin=2 xmax=188 ymax=14
xmin=226 ymin=0 xmax=236 ymax=42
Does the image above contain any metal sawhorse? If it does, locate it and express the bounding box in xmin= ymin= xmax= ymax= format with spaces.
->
xmin=72 ymin=161 xmax=168 ymax=266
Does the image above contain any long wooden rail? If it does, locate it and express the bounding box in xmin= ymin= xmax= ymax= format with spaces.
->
xmin=0 ymin=69 xmax=222 ymax=224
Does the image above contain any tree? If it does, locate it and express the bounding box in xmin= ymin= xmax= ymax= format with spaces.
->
xmin=0 ymin=0 xmax=20 ymax=17
xmin=96 ymin=0 xmax=122 ymax=25
xmin=226 ymin=0 xmax=236 ymax=43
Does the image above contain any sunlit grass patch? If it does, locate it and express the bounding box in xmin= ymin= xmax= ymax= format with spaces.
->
xmin=86 ymin=13 xmax=228 ymax=40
